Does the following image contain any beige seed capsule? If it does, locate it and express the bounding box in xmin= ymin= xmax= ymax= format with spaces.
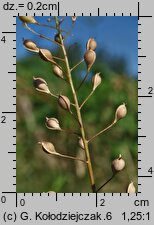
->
xmin=54 ymin=33 xmax=63 ymax=44
xmin=86 ymin=38 xmax=97 ymax=51
xmin=58 ymin=95 xmax=71 ymax=111
xmin=111 ymin=154 xmax=125 ymax=173
xmin=33 ymin=77 xmax=50 ymax=94
xmin=23 ymin=39 xmax=39 ymax=53
xmin=127 ymin=182 xmax=136 ymax=193
xmin=39 ymin=49 xmax=53 ymax=62
xmin=92 ymin=72 xmax=102 ymax=91
xmin=72 ymin=16 xmax=77 ymax=22
xmin=45 ymin=117 xmax=61 ymax=130
xmin=53 ymin=65 xmax=64 ymax=79
xmin=38 ymin=141 xmax=57 ymax=154
xmin=114 ymin=103 xmax=127 ymax=123
xmin=78 ymin=137 xmax=85 ymax=150
xmin=19 ymin=16 xmax=38 ymax=24
xmin=84 ymin=50 xmax=96 ymax=71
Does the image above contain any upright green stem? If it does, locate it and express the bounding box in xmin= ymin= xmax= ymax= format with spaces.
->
xmin=55 ymin=18 xmax=96 ymax=192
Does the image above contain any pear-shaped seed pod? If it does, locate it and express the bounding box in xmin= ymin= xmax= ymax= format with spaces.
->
xmin=72 ymin=16 xmax=77 ymax=22
xmin=23 ymin=39 xmax=39 ymax=53
xmin=45 ymin=117 xmax=61 ymax=130
xmin=127 ymin=182 xmax=136 ymax=193
xmin=86 ymin=38 xmax=97 ymax=51
xmin=58 ymin=95 xmax=71 ymax=111
xmin=39 ymin=49 xmax=53 ymax=62
xmin=84 ymin=50 xmax=96 ymax=71
xmin=114 ymin=103 xmax=127 ymax=122
xmin=92 ymin=72 xmax=102 ymax=91
xmin=54 ymin=33 xmax=63 ymax=44
xmin=53 ymin=65 xmax=64 ymax=79
xmin=33 ymin=77 xmax=50 ymax=94
xmin=78 ymin=137 xmax=85 ymax=150
xmin=19 ymin=16 xmax=38 ymax=24
xmin=38 ymin=141 xmax=57 ymax=154
xmin=111 ymin=154 xmax=125 ymax=173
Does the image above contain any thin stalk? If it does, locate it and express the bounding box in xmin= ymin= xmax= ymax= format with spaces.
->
xmin=71 ymin=59 xmax=84 ymax=72
xmin=80 ymin=90 xmax=94 ymax=109
xmin=55 ymin=17 xmax=96 ymax=192
xmin=77 ymin=70 xmax=89 ymax=91
xmin=96 ymin=174 xmax=115 ymax=193
xmin=88 ymin=121 xmax=116 ymax=143
xmin=56 ymin=153 xmax=87 ymax=163
xmin=52 ymin=56 xmax=65 ymax=61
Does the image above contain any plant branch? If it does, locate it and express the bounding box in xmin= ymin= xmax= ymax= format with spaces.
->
xmin=56 ymin=153 xmax=87 ymax=163
xmin=77 ymin=70 xmax=89 ymax=91
xmin=88 ymin=120 xmax=116 ymax=143
xmin=71 ymin=59 xmax=84 ymax=72
xmin=96 ymin=174 xmax=115 ymax=193
xmin=55 ymin=17 xmax=96 ymax=192
xmin=80 ymin=90 xmax=94 ymax=109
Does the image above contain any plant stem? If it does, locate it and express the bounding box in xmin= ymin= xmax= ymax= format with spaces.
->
xmin=71 ymin=59 xmax=84 ymax=72
xmin=77 ymin=70 xmax=89 ymax=91
xmin=56 ymin=18 xmax=96 ymax=192
xmin=80 ymin=90 xmax=94 ymax=109
xmin=88 ymin=121 xmax=116 ymax=143
xmin=56 ymin=153 xmax=87 ymax=163
xmin=96 ymin=174 xmax=115 ymax=193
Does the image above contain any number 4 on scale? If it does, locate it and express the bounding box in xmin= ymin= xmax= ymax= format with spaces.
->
xmin=148 ymin=167 xmax=153 ymax=175
xmin=1 ymin=36 xmax=6 ymax=43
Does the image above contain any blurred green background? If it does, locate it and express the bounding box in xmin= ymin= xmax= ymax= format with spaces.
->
xmin=17 ymin=17 xmax=137 ymax=193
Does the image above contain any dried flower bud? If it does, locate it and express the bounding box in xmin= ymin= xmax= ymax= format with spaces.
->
xmin=53 ymin=65 xmax=64 ymax=79
xmin=114 ymin=103 xmax=127 ymax=122
xmin=19 ymin=16 xmax=38 ymax=24
xmin=39 ymin=48 xmax=53 ymax=62
xmin=45 ymin=117 xmax=61 ymax=130
xmin=86 ymin=38 xmax=97 ymax=51
xmin=111 ymin=154 xmax=125 ymax=173
xmin=127 ymin=182 xmax=136 ymax=193
xmin=54 ymin=33 xmax=63 ymax=44
xmin=78 ymin=137 xmax=85 ymax=150
xmin=58 ymin=95 xmax=71 ymax=111
xmin=92 ymin=72 xmax=102 ymax=91
xmin=72 ymin=16 xmax=77 ymax=22
xmin=38 ymin=141 xmax=57 ymax=154
xmin=23 ymin=39 xmax=39 ymax=53
xmin=84 ymin=50 xmax=96 ymax=71
xmin=33 ymin=77 xmax=50 ymax=94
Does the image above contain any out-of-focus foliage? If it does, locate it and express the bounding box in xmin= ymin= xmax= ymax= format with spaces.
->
xmin=17 ymin=40 xmax=137 ymax=193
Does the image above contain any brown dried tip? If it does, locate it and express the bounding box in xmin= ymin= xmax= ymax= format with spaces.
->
xmin=111 ymin=154 xmax=125 ymax=173
xmin=53 ymin=65 xmax=64 ymax=79
xmin=58 ymin=95 xmax=71 ymax=111
xmin=92 ymin=72 xmax=102 ymax=91
xmin=78 ymin=137 xmax=85 ymax=150
xmin=72 ymin=16 xmax=77 ymax=22
xmin=39 ymin=49 xmax=53 ymax=62
xmin=45 ymin=117 xmax=61 ymax=130
xmin=19 ymin=16 xmax=38 ymax=24
xmin=38 ymin=141 xmax=57 ymax=154
xmin=54 ymin=33 xmax=63 ymax=44
xmin=23 ymin=39 xmax=39 ymax=53
xmin=86 ymin=38 xmax=97 ymax=51
xmin=127 ymin=182 xmax=136 ymax=193
xmin=114 ymin=103 xmax=127 ymax=123
xmin=33 ymin=77 xmax=50 ymax=94
xmin=84 ymin=50 xmax=96 ymax=72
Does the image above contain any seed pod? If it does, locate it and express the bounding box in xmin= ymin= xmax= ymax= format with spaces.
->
xmin=114 ymin=103 xmax=127 ymax=122
xmin=92 ymin=72 xmax=102 ymax=91
xmin=127 ymin=182 xmax=136 ymax=193
xmin=58 ymin=95 xmax=71 ymax=111
xmin=78 ymin=137 xmax=85 ymax=150
xmin=53 ymin=65 xmax=64 ymax=79
xmin=33 ymin=77 xmax=50 ymax=94
xmin=39 ymin=48 xmax=53 ymax=62
xmin=111 ymin=154 xmax=125 ymax=173
xmin=54 ymin=33 xmax=63 ymax=44
xmin=23 ymin=39 xmax=39 ymax=53
xmin=86 ymin=38 xmax=97 ymax=51
xmin=84 ymin=50 xmax=96 ymax=71
xmin=72 ymin=16 xmax=77 ymax=22
xmin=45 ymin=117 xmax=61 ymax=130
xmin=38 ymin=141 xmax=57 ymax=154
xmin=19 ymin=16 xmax=38 ymax=24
